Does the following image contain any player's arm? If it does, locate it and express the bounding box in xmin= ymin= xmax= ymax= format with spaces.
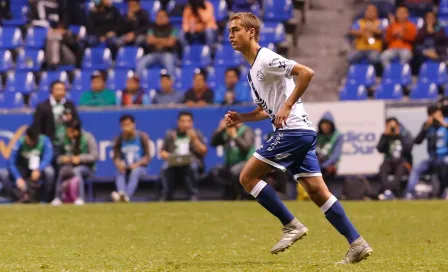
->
xmin=225 ymin=105 xmax=269 ymax=126
xmin=284 ymin=63 xmax=315 ymax=108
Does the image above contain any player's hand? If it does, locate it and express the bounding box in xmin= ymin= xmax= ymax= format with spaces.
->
xmin=16 ymin=178 xmax=27 ymax=192
xmin=275 ymin=104 xmax=292 ymax=129
xmin=31 ymin=170 xmax=41 ymax=182
xmin=224 ymin=111 xmax=242 ymax=127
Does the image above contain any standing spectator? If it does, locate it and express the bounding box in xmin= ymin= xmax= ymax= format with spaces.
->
xmin=160 ymin=111 xmax=207 ymax=201
xmin=136 ymin=10 xmax=178 ymax=76
xmin=111 ymin=115 xmax=151 ymax=202
xmin=152 ymin=73 xmax=184 ymax=105
xmin=380 ymin=6 xmax=417 ymax=68
xmin=118 ymin=76 xmax=150 ymax=106
xmin=184 ymin=69 xmax=214 ymax=106
xmin=210 ymin=119 xmax=255 ymax=199
xmin=377 ymin=117 xmax=413 ymax=200
xmin=0 ymin=127 xmax=54 ymax=203
xmin=79 ymin=71 xmax=116 ymax=107
xmin=86 ymin=0 xmax=122 ymax=47
xmin=45 ymin=21 xmax=78 ymax=70
xmin=51 ymin=120 xmax=98 ymax=206
xmin=214 ymin=68 xmax=251 ymax=104
xmin=415 ymin=11 xmax=447 ymax=63
xmin=348 ymin=4 xmax=383 ymax=65
xmin=182 ymin=0 xmax=217 ymax=47
xmin=117 ymin=0 xmax=150 ymax=47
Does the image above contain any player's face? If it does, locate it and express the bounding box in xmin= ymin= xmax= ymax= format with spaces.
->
xmin=178 ymin=115 xmax=193 ymax=132
xmin=121 ymin=119 xmax=136 ymax=135
xmin=228 ymin=19 xmax=252 ymax=51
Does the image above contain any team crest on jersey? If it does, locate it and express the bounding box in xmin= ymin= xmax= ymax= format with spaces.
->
xmin=256 ymin=69 xmax=265 ymax=82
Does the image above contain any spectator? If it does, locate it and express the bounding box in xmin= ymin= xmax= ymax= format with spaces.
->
xmin=405 ymin=105 xmax=448 ymax=199
xmin=86 ymin=0 xmax=122 ymax=47
xmin=348 ymin=4 xmax=383 ymax=65
xmin=79 ymin=71 xmax=116 ymax=107
xmin=28 ymin=0 xmax=61 ymax=28
xmin=0 ymin=0 xmax=11 ymax=23
xmin=380 ymin=6 xmax=417 ymax=68
xmin=160 ymin=111 xmax=207 ymax=201
xmin=415 ymin=11 xmax=447 ymax=63
xmin=111 ymin=115 xmax=151 ymax=202
xmin=182 ymin=0 xmax=217 ymax=47
xmin=377 ymin=117 xmax=413 ymax=200
xmin=0 ymin=127 xmax=54 ymax=203
xmin=32 ymin=80 xmax=79 ymax=156
xmin=152 ymin=73 xmax=184 ymax=105
xmin=118 ymin=76 xmax=150 ymax=107
xmin=51 ymin=120 xmax=98 ymax=206
xmin=184 ymin=69 xmax=214 ymax=106
xmin=136 ymin=10 xmax=178 ymax=76
xmin=117 ymin=0 xmax=150 ymax=47
xmin=45 ymin=21 xmax=78 ymax=70
xmin=214 ymin=68 xmax=251 ymax=105
xmin=210 ymin=119 xmax=255 ymax=200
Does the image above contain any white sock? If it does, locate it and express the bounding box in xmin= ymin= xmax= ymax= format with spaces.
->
xmin=320 ymin=195 xmax=338 ymax=213
xmin=250 ymin=180 xmax=267 ymax=198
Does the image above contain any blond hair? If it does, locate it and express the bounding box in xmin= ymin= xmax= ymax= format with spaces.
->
xmin=229 ymin=12 xmax=261 ymax=42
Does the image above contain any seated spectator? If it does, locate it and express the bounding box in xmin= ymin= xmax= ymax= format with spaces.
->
xmin=111 ymin=115 xmax=151 ymax=202
xmin=405 ymin=105 xmax=448 ymax=199
xmin=210 ymin=119 xmax=255 ymax=200
xmin=380 ymin=6 xmax=417 ymax=68
xmin=184 ymin=69 xmax=214 ymax=107
xmin=86 ymin=0 xmax=122 ymax=47
xmin=348 ymin=4 xmax=383 ymax=65
xmin=182 ymin=0 xmax=217 ymax=47
xmin=119 ymin=76 xmax=150 ymax=107
xmin=0 ymin=127 xmax=54 ymax=203
xmin=51 ymin=120 xmax=98 ymax=206
xmin=28 ymin=0 xmax=61 ymax=28
xmin=415 ymin=11 xmax=447 ymax=63
xmin=117 ymin=0 xmax=150 ymax=47
xmin=136 ymin=10 xmax=177 ymax=76
xmin=215 ymin=68 xmax=251 ymax=105
xmin=377 ymin=117 xmax=413 ymax=200
xmin=45 ymin=21 xmax=78 ymax=69
xmin=152 ymin=73 xmax=184 ymax=105
xmin=79 ymin=71 xmax=116 ymax=107
xmin=160 ymin=111 xmax=207 ymax=201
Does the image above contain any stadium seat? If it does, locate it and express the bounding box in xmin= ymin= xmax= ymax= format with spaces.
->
xmin=215 ymin=44 xmax=244 ymax=67
xmin=0 ymin=27 xmax=23 ymax=49
xmin=175 ymin=67 xmax=197 ymax=91
xmin=0 ymin=92 xmax=25 ymax=109
xmin=3 ymin=4 xmax=28 ymax=26
xmin=410 ymin=80 xmax=438 ymax=99
xmin=409 ymin=17 xmax=424 ymax=29
xmin=182 ymin=45 xmax=212 ymax=68
xmin=29 ymin=92 xmax=50 ymax=108
xmin=382 ymin=63 xmax=412 ymax=86
xmin=439 ymin=0 xmax=448 ymax=16
xmin=263 ymin=0 xmax=293 ymax=22
xmin=231 ymin=0 xmax=261 ymax=16
xmin=375 ymin=83 xmax=403 ymax=100
xmin=107 ymin=70 xmax=135 ymax=91
xmin=347 ymin=64 xmax=376 ymax=87
xmin=16 ymin=48 xmax=44 ymax=72
xmin=113 ymin=0 xmax=127 ymax=14
xmin=259 ymin=22 xmax=286 ymax=44
xmin=69 ymin=25 xmax=87 ymax=40
xmin=25 ymin=27 xmax=48 ymax=49
xmin=339 ymin=84 xmax=368 ymax=100
xmin=66 ymin=90 xmax=83 ymax=105
xmin=142 ymin=1 xmax=161 ymax=21
xmin=82 ymin=47 xmax=113 ymax=70
xmin=5 ymin=72 xmax=36 ymax=93
xmin=39 ymin=71 xmax=70 ymax=92
xmin=73 ymin=70 xmax=96 ymax=92
xmin=0 ymin=49 xmax=13 ymax=73
xmin=140 ymin=67 xmax=164 ymax=91
xmin=209 ymin=0 xmax=228 ymax=22
xmin=116 ymin=46 xmax=145 ymax=69
xmin=418 ymin=61 xmax=448 ymax=86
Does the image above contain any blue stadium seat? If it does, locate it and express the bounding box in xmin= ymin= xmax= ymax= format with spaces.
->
xmin=419 ymin=61 xmax=448 ymax=86
xmin=16 ymin=49 xmax=44 ymax=72
xmin=140 ymin=67 xmax=164 ymax=90
xmin=215 ymin=44 xmax=244 ymax=67
xmin=182 ymin=45 xmax=212 ymax=68
xmin=410 ymin=80 xmax=438 ymax=99
xmin=25 ymin=27 xmax=48 ymax=49
xmin=5 ymin=72 xmax=36 ymax=93
xmin=116 ymin=46 xmax=145 ymax=69
xmin=259 ymin=22 xmax=286 ymax=44
xmin=339 ymin=84 xmax=368 ymax=100
xmin=82 ymin=47 xmax=113 ymax=70
xmin=29 ymin=92 xmax=50 ymax=108
xmin=69 ymin=25 xmax=87 ymax=40
xmin=0 ymin=49 xmax=13 ymax=72
xmin=113 ymin=0 xmax=127 ymax=14
xmin=231 ymin=0 xmax=261 ymax=16
xmin=375 ymin=83 xmax=403 ymax=100
xmin=210 ymin=0 xmax=228 ymax=22
xmin=263 ymin=0 xmax=293 ymax=22
xmin=0 ymin=27 xmax=23 ymax=49
xmin=72 ymin=70 xmax=95 ymax=92
xmin=439 ymin=0 xmax=448 ymax=16
xmin=107 ymin=69 xmax=135 ymax=91
xmin=0 ymin=92 xmax=25 ymax=109
xmin=175 ymin=67 xmax=197 ymax=91
xmin=3 ymin=4 xmax=28 ymax=26
xmin=39 ymin=71 xmax=70 ymax=92
xmin=142 ymin=1 xmax=162 ymax=21
xmin=347 ymin=64 xmax=376 ymax=87
xmin=409 ymin=17 xmax=424 ymax=29
xmin=66 ymin=90 xmax=83 ymax=105
xmin=382 ymin=63 xmax=412 ymax=86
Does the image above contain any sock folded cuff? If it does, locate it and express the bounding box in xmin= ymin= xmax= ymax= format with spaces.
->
xmin=250 ymin=180 xmax=267 ymax=198
xmin=320 ymin=195 xmax=338 ymax=213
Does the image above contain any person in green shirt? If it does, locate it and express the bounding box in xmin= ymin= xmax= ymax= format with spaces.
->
xmin=79 ymin=71 xmax=116 ymax=107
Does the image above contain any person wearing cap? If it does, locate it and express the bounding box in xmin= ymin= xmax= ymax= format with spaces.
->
xmin=118 ymin=76 xmax=150 ymax=106
xmin=152 ymin=73 xmax=184 ymax=105
xmin=184 ymin=69 xmax=214 ymax=107
xmin=79 ymin=71 xmax=116 ymax=107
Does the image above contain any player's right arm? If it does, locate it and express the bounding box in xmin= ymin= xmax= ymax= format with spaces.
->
xmin=225 ymin=105 xmax=269 ymax=126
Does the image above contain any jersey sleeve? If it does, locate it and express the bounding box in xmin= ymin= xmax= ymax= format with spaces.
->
xmin=261 ymin=51 xmax=297 ymax=79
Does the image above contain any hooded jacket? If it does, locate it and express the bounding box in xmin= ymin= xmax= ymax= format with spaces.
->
xmin=316 ymin=112 xmax=344 ymax=169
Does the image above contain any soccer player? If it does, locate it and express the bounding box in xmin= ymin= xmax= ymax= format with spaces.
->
xmin=224 ymin=13 xmax=373 ymax=264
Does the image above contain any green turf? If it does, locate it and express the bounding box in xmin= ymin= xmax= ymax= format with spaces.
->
xmin=0 ymin=201 xmax=446 ymax=272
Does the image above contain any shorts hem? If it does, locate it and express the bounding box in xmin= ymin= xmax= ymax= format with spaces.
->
xmin=293 ymin=172 xmax=322 ymax=181
xmin=253 ymin=152 xmax=287 ymax=172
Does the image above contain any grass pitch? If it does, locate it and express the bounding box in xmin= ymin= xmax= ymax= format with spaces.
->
xmin=0 ymin=201 xmax=447 ymax=272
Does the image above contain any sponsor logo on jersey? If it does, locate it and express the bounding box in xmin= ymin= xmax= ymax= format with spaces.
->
xmin=275 ymin=153 xmax=291 ymax=160
xmin=269 ymin=58 xmax=286 ymax=70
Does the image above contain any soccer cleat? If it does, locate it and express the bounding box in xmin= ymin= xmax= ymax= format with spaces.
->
xmin=337 ymin=237 xmax=373 ymax=264
xmin=270 ymin=218 xmax=308 ymax=254
xmin=119 ymin=191 xmax=130 ymax=202
xmin=74 ymin=198 xmax=85 ymax=206
xmin=51 ymin=198 xmax=62 ymax=206
xmin=111 ymin=191 xmax=120 ymax=202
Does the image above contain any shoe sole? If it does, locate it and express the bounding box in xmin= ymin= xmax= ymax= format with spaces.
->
xmin=271 ymin=229 xmax=309 ymax=255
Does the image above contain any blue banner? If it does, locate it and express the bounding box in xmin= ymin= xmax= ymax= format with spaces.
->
xmin=0 ymin=106 xmax=273 ymax=177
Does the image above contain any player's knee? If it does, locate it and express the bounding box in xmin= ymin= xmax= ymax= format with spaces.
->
xmin=239 ymin=170 xmax=255 ymax=191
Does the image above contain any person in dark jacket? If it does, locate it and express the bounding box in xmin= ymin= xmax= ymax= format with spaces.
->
xmin=117 ymin=0 xmax=149 ymax=47
xmin=86 ymin=0 xmax=122 ymax=47
xmin=415 ymin=11 xmax=447 ymax=63
xmin=377 ymin=117 xmax=413 ymax=200
xmin=118 ymin=76 xmax=150 ymax=106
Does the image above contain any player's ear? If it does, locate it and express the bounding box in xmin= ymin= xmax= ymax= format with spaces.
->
xmin=249 ymin=28 xmax=255 ymax=39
